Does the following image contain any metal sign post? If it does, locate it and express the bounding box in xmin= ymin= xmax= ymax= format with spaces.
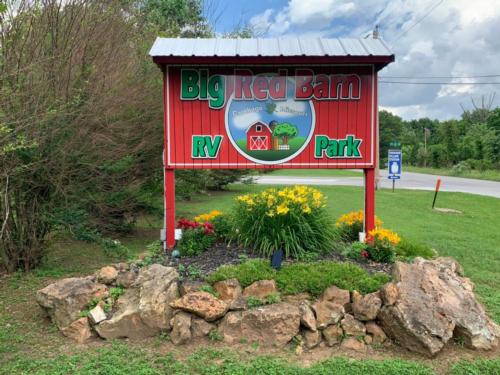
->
xmin=387 ymin=149 xmax=402 ymax=191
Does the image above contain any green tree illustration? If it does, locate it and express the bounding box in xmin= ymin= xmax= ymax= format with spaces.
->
xmin=273 ymin=122 xmax=298 ymax=145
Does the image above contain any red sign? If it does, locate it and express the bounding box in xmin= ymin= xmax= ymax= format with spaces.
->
xmin=164 ymin=66 xmax=376 ymax=169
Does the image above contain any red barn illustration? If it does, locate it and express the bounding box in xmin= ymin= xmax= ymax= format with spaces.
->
xmin=246 ymin=121 xmax=274 ymax=151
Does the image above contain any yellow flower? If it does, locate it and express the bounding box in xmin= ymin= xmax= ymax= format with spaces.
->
xmin=369 ymin=228 xmax=401 ymax=245
xmin=336 ymin=210 xmax=382 ymax=228
xmin=302 ymin=204 xmax=311 ymax=214
xmin=194 ymin=209 xmax=222 ymax=223
xmin=276 ymin=203 xmax=290 ymax=215
xmin=266 ymin=210 xmax=275 ymax=217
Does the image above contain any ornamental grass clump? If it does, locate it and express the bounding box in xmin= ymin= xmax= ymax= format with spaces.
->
xmin=233 ymin=186 xmax=336 ymax=259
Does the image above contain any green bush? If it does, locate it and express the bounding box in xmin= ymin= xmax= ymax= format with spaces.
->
xmin=207 ymin=259 xmax=390 ymax=297
xmin=367 ymin=241 xmax=396 ymax=263
xmin=395 ymin=238 xmax=436 ymax=259
xmin=344 ymin=242 xmax=370 ymax=262
xmin=233 ymin=186 xmax=336 ymax=259
xmin=449 ymin=359 xmax=500 ymax=375
xmin=211 ymin=214 xmax=233 ymax=241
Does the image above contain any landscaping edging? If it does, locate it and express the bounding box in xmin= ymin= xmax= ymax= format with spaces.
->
xmin=36 ymin=257 xmax=499 ymax=357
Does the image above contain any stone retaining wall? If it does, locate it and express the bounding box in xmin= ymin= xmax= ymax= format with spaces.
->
xmin=36 ymin=257 xmax=499 ymax=357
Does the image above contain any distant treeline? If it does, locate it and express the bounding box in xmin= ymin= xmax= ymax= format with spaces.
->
xmin=379 ymin=108 xmax=500 ymax=171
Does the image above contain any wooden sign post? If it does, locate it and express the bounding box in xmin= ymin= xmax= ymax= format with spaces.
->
xmin=151 ymin=38 xmax=394 ymax=250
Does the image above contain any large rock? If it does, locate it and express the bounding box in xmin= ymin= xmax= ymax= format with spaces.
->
xmin=378 ymin=257 xmax=499 ymax=356
xmin=303 ymin=329 xmax=321 ymax=349
xmin=179 ymin=280 xmax=207 ymax=296
xmin=135 ymin=264 xmax=179 ymax=330
xmin=365 ymin=321 xmax=387 ymax=344
xmin=95 ymin=288 xmax=158 ymax=339
xmin=116 ymin=271 xmax=137 ymax=288
xmin=321 ymin=285 xmax=350 ymax=310
xmin=311 ymin=300 xmax=344 ymax=329
xmin=380 ymin=282 xmax=398 ymax=306
xmin=351 ymin=290 xmax=382 ymax=321
xmin=340 ymin=314 xmax=366 ymax=336
xmin=170 ymin=291 xmax=228 ymax=322
xmin=36 ymin=277 xmax=108 ymax=329
xmin=61 ymin=317 xmax=93 ymax=344
xmin=218 ymin=302 xmax=300 ymax=346
xmin=242 ymin=280 xmax=277 ymax=300
xmin=213 ymin=279 xmax=242 ymax=304
xmin=191 ymin=317 xmax=215 ymax=338
xmin=299 ymin=301 xmax=317 ymax=331
xmin=97 ymin=266 xmax=118 ymax=285
xmin=322 ymin=325 xmax=343 ymax=346
xmin=170 ymin=312 xmax=192 ymax=345
xmin=341 ymin=337 xmax=366 ymax=351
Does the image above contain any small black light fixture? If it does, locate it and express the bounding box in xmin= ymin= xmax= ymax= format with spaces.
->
xmin=271 ymin=249 xmax=284 ymax=270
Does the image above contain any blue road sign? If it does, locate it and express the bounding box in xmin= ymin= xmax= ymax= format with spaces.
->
xmin=388 ymin=149 xmax=402 ymax=180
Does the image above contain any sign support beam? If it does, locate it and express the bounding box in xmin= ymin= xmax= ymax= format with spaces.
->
xmin=165 ymin=168 xmax=176 ymax=250
xmin=364 ymin=168 xmax=376 ymax=238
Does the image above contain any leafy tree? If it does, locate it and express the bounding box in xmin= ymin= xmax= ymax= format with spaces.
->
xmin=272 ymin=122 xmax=298 ymax=145
xmin=378 ymin=110 xmax=403 ymax=162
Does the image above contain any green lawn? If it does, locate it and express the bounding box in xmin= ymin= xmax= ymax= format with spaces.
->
xmin=405 ymin=166 xmax=500 ymax=182
xmin=265 ymin=168 xmax=362 ymax=177
xmin=1 ymin=185 xmax=499 ymax=374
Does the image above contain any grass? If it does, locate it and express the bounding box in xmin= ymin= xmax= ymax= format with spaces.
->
xmin=206 ymin=259 xmax=390 ymax=297
xmin=178 ymin=184 xmax=500 ymax=323
xmin=405 ymin=166 xmax=500 ymax=182
xmin=264 ymin=168 xmax=362 ymax=177
xmin=449 ymin=359 xmax=500 ymax=375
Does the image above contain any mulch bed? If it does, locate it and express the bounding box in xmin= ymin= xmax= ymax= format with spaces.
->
xmin=169 ymin=241 xmax=392 ymax=279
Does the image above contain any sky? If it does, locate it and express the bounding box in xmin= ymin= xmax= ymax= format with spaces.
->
xmin=207 ymin=0 xmax=500 ymax=121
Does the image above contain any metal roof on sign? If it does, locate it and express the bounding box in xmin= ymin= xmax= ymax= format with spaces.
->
xmin=149 ymin=37 xmax=393 ymax=58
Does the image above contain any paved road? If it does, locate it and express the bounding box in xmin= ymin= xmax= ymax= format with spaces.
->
xmin=254 ymin=170 xmax=500 ymax=198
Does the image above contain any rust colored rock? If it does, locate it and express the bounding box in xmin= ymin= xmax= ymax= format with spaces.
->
xmin=311 ymin=300 xmax=344 ymax=329
xmin=380 ymin=282 xmax=398 ymax=306
xmin=299 ymin=301 xmax=317 ymax=331
xmin=364 ymin=335 xmax=373 ymax=344
xmin=242 ymin=280 xmax=277 ymax=300
xmin=322 ymin=325 xmax=343 ymax=346
xmin=170 ymin=291 xmax=228 ymax=322
xmin=340 ymin=314 xmax=366 ymax=336
xmin=36 ymin=277 xmax=108 ymax=329
xmin=365 ymin=321 xmax=387 ymax=344
xmin=97 ymin=266 xmax=118 ymax=285
xmin=213 ymin=278 xmax=242 ymax=304
xmin=351 ymin=290 xmax=382 ymax=321
xmin=341 ymin=337 xmax=366 ymax=351
xmin=191 ymin=316 xmax=215 ymax=338
xmin=229 ymin=296 xmax=247 ymax=311
xmin=61 ymin=317 xmax=93 ymax=344
xmin=303 ymin=329 xmax=321 ymax=349
xmin=378 ymin=257 xmax=499 ymax=356
xmin=218 ymin=302 xmax=300 ymax=346
xmin=170 ymin=311 xmax=192 ymax=345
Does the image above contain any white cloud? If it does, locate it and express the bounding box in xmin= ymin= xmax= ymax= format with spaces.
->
xmin=231 ymin=108 xmax=264 ymax=130
xmin=274 ymin=98 xmax=308 ymax=118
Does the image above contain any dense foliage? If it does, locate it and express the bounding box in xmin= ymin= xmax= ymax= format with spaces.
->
xmin=206 ymin=259 xmax=390 ymax=296
xmin=379 ymin=108 xmax=500 ymax=170
xmin=233 ymin=186 xmax=337 ymax=259
xmin=0 ymin=0 xmax=250 ymax=271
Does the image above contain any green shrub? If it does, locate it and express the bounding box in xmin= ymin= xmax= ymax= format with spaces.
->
xmin=367 ymin=241 xmax=395 ymax=263
xmin=246 ymin=296 xmax=263 ymax=309
xmin=396 ymin=238 xmax=435 ymax=259
xmin=211 ymin=214 xmax=233 ymax=241
xmin=206 ymin=259 xmax=275 ymax=287
xmin=233 ymin=186 xmax=336 ymax=259
xmin=207 ymin=259 xmax=390 ymax=297
xmin=450 ymin=359 xmax=500 ymax=375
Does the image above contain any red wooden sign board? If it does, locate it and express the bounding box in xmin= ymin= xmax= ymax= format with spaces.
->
xmin=152 ymin=38 xmax=394 ymax=251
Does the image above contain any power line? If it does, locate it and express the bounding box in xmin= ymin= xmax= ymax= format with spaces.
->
xmin=393 ymin=0 xmax=445 ymax=42
xmin=379 ymin=81 xmax=500 ymax=85
xmin=380 ymin=74 xmax=500 ymax=79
